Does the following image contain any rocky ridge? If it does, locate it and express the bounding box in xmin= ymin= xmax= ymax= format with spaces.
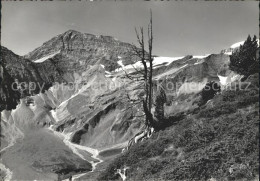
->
xmin=25 ymin=30 xmax=139 ymax=72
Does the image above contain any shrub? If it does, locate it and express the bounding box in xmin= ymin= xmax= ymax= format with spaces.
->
xmin=198 ymin=102 xmax=237 ymax=118
xmin=199 ymin=81 xmax=221 ymax=106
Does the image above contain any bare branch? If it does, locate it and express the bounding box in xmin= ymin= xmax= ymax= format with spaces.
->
xmin=121 ymin=67 xmax=144 ymax=81
xmin=130 ymin=64 xmax=145 ymax=76
xmin=135 ymin=27 xmax=142 ymax=46
xmin=122 ymin=106 xmax=134 ymax=112
xmin=132 ymin=114 xmax=145 ymax=118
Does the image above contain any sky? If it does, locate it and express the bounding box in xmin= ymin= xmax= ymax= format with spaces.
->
xmin=1 ymin=1 xmax=259 ymax=57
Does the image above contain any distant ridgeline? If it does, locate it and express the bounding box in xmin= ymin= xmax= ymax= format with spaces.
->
xmin=1 ymin=31 xmax=258 ymax=112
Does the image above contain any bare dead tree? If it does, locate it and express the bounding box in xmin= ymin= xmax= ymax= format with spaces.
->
xmin=124 ymin=10 xmax=158 ymax=133
xmin=123 ymin=11 xmax=170 ymax=150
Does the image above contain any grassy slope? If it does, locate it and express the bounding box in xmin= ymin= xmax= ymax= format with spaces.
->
xmin=98 ymin=74 xmax=259 ymax=181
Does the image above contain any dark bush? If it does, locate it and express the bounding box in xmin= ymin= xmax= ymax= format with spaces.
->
xmin=199 ymin=81 xmax=221 ymax=106
xmin=229 ymin=35 xmax=259 ymax=77
xmin=198 ymin=102 xmax=237 ymax=118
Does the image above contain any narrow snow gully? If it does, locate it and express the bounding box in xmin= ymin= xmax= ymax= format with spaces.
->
xmin=48 ymin=126 xmax=103 ymax=181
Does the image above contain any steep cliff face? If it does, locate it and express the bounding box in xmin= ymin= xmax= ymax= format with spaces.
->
xmin=0 ymin=63 xmax=20 ymax=111
xmin=1 ymin=46 xmax=63 ymax=85
xmin=0 ymin=46 xmax=67 ymax=111
xmin=0 ymin=44 xmax=144 ymax=149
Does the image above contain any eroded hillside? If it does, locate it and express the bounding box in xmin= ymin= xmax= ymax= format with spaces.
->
xmin=0 ymin=30 xmax=258 ymax=180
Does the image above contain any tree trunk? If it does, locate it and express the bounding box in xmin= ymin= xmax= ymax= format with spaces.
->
xmin=142 ymin=100 xmax=158 ymax=130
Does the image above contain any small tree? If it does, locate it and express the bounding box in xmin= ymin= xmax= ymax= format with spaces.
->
xmin=154 ymin=86 xmax=166 ymax=121
xmin=229 ymin=35 xmax=259 ymax=77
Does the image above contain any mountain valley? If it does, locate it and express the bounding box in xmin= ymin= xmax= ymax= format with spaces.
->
xmin=0 ymin=30 xmax=258 ymax=181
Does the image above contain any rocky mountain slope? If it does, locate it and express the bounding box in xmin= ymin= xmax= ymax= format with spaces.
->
xmin=0 ymin=30 xmax=253 ymax=180
xmin=25 ymin=30 xmax=139 ymax=72
xmin=99 ymin=74 xmax=259 ymax=181
xmin=0 ymin=46 xmax=67 ymax=111
xmin=0 ymin=32 xmax=146 ymax=179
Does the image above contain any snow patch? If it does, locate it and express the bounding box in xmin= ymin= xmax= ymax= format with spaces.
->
xmin=105 ymin=74 xmax=113 ymax=78
xmin=100 ymin=64 xmax=105 ymax=69
xmin=194 ymin=57 xmax=206 ymax=65
xmin=105 ymin=71 xmax=112 ymax=75
xmin=230 ymin=41 xmax=244 ymax=49
xmin=116 ymin=166 xmax=129 ymax=181
xmin=193 ymin=54 xmax=210 ymax=59
xmin=218 ymin=74 xmax=228 ymax=85
xmin=153 ymin=56 xmax=184 ymax=66
xmin=50 ymin=109 xmax=59 ymax=122
xmin=58 ymin=90 xmax=81 ymax=109
xmin=34 ymin=51 xmax=60 ymax=63
xmin=224 ymin=52 xmax=232 ymax=55
xmin=114 ymin=55 xmax=208 ymax=74
xmin=117 ymin=60 xmax=124 ymax=68
xmin=112 ymin=77 xmax=117 ymax=82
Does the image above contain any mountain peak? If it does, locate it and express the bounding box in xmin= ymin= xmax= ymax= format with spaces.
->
xmin=60 ymin=29 xmax=82 ymax=37
xmin=24 ymin=30 xmax=138 ymax=72
xmin=63 ymin=29 xmax=81 ymax=34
